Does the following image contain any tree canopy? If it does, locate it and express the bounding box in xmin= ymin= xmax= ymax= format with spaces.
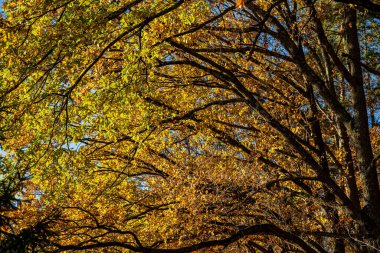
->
xmin=0 ymin=0 xmax=379 ymax=252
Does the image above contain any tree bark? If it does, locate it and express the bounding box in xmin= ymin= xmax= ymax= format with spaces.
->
xmin=343 ymin=6 xmax=380 ymax=233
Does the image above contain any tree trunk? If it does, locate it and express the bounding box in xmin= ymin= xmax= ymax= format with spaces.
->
xmin=343 ymin=5 xmax=380 ymax=234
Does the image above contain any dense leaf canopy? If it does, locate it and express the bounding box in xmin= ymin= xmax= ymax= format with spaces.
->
xmin=0 ymin=0 xmax=379 ymax=252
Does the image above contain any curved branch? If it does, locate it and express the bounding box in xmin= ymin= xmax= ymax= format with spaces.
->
xmin=53 ymin=224 xmax=318 ymax=253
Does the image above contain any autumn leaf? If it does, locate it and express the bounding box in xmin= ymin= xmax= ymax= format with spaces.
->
xmin=236 ymin=0 xmax=246 ymax=8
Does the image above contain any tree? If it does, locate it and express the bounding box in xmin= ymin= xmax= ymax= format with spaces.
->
xmin=0 ymin=0 xmax=379 ymax=252
xmin=335 ymin=0 xmax=380 ymax=17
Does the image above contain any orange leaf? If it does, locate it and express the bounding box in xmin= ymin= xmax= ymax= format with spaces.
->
xmin=236 ymin=0 xmax=246 ymax=8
